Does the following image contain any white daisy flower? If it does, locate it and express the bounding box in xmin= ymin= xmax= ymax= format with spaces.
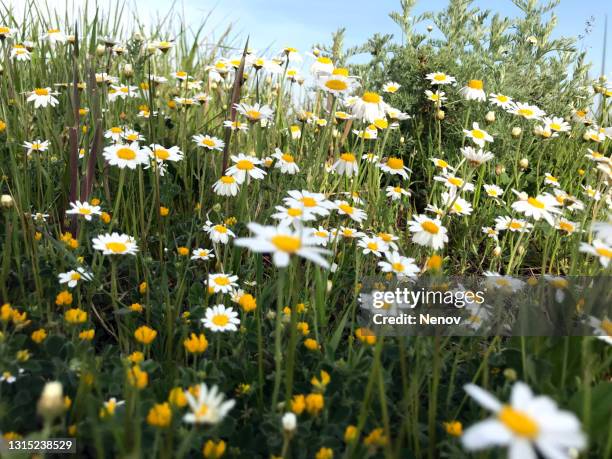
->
xmin=511 ymin=193 xmax=561 ymax=226
xmin=207 ymin=273 xmax=239 ymax=294
xmin=309 ymin=55 xmax=334 ymax=76
xmin=272 ymin=149 xmax=300 ymax=174
xmin=484 ymin=184 xmax=504 ymax=199
xmin=459 ymin=79 xmax=486 ymax=101
xmin=203 ymin=221 xmax=235 ymax=244
xmin=378 ymin=157 xmax=411 ymax=180
xmin=442 ymin=191 xmax=473 ymax=216
xmin=212 ymin=176 xmax=240 ymax=197
xmin=183 ymin=383 xmax=235 ymax=424
xmin=193 ymin=134 xmax=225 ymax=151
xmin=226 ymin=153 xmax=266 ymax=184
xmin=586 ymin=316 xmax=612 ymax=345
xmin=23 ymin=139 xmax=50 ymax=156
xmin=357 ymin=236 xmax=389 ymax=257
xmin=543 ymin=116 xmax=571 ymax=133
xmin=349 ymin=92 xmax=388 ymax=123
xmin=579 ymin=239 xmax=612 ymax=268
xmin=378 ymin=251 xmax=419 ymax=278
xmin=488 ymin=93 xmax=513 ymax=109
xmin=463 ymin=122 xmax=494 ymax=148
xmin=434 ymin=174 xmax=475 ymax=192
xmin=58 ymin=268 xmax=93 ymax=288
xmin=234 ymin=223 xmax=330 ymax=269
xmin=27 ymin=87 xmax=59 ymax=108
xmin=191 ymin=248 xmax=214 ymax=261
xmin=223 ymin=120 xmax=249 ymax=132
xmin=333 ymin=153 xmax=359 ymax=177
xmin=11 ymin=44 xmax=31 ymax=61
xmin=271 ymin=205 xmax=317 ymax=226
xmin=144 ymin=144 xmax=184 ymax=163
xmin=508 ymin=102 xmax=545 ymax=120
xmin=382 ymin=81 xmax=401 ymax=93
xmin=385 ymin=186 xmax=410 ymax=201
xmin=234 ymin=102 xmax=274 ymax=123
xmin=425 ymin=72 xmax=456 ymax=85
xmin=318 ymin=73 xmax=357 ymax=96
xmin=42 ymin=28 xmax=67 ymax=45
xmin=108 ymin=85 xmax=138 ymax=101
xmin=103 ymin=142 xmax=148 ymax=169
xmin=461 ymin=146 xmax=494 ymax=166
xmin=494 ymin=216 xmax=533 ymax=233
xmin=334 ymin=201 xmax=367 ymax=224
xmin=408 ymin=214 xmax=448 ymax=250
xmin=462 ymin=381 xmax=585 ymax=459
xmin=92 ymin=232 xmax=138 ymax=256
xmin=66 ymin=201 xmax=101 ymax=221
xmin=283 ymin=190 xmax=333 ymax=217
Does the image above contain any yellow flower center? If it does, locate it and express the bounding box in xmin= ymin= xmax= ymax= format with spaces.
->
xmin=498 ymin=405 xmax=539 ymax=439
xmin=282 ymin=154 xmax=294 ymax=163
xmin=212 ymin=314 xmax=229 ymax=326
xmin=391 ymin=262 xmax=405 ymax=272
xmin=315 ymin=231 xmax=327 ymax=238
xmin=340 ymin=153 xmax=356 ymax=162
xmin=601 ymin=319 xmax=612 ymax=336
xmin=471 ymin=129 xmax=485 ymax=139
xmin=558 ymin=221 xmax=574 ymax=232
xmin=287 ymin=208 xmax=302 ymax=217
xmin=436 ymin=159 xmax=448 ymax=168
xmin=596 ymin=247 xmax=612 ymax=258
xmin=34 ymin=88 xmax=49 ymax=96
xmin=332 ymin=67 xmax=349 ymax=76
xmin=106 ymin=242 xmax=127 ymax=253
xmin=468 ymin=79 xmax=483 ymax=89
xmin=236 ymin=159 xmax=254 ymax=170
xmin=155 ymin=148 xmax=169 ymax=160
xmin=338 ymin=204 xmax=354 ymax=215
xmin=214 ymin=225 xmax=227 ymax=233
xmin=550 ymin=123 xmax=561 ymax=131
xmin=202 ymin=138 xmax=216 ymax=147
xmin=271 ymin=235 xmax=301 ymax=253
xmin=433 ymin=74 xmax=447 ymax=81
xmin=527 ymin=197 xmax=545 ymax=209
xmin=214 ymin=276 xmax=231 ymax=286
xmin=518 ymin=108 xmax=534 ymax=117
xmin=126 ymin=134 xmax=138 ymax=141
xmin=367 ymin=242 xmax=378 ymax=250
xmin=116 ymin=148 xmax=136 ymax=160
xmin=300 ymin=197 xmax=317 ymax=207
xmin=245 ymin=110 xmax=261 ymax=120
xmin=421 ymin=221 xmax=440 ymax=234
xmin=362 ymin=92 xmax=381 ymax=103
xmin=497 ymin=95 xmax=509 ymax=102
xmin=317 ymin=56 xmax=332 ymax=64
xmin=176 ymin=71 xmax=187 ymax=77
xmin=70 ymin=273 xmax=81 ymax=281
xmin=325 ymin=79 xmax=348 ymax=91
xmin=196 ymin=403 xmax=209 ymax=418
xmin=0 ymin=27 xmax=10 ymax=34
xmin=48 ymin=29 xmax=60 ymax=33
xmin=448 ymin=177 xmax=463 ymax=186
xmin=111 ymin=127 xmax=122 ymax=134
xmin=79 ymin=208 xmax=91 ymax=215
xmin=220 ymin=176 xmax=235 ymax=184
xmin=386 ymin=157 xmax=404 ymax=170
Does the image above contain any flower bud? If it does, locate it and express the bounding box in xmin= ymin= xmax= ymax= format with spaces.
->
xmin=511 ymin=127 xmax=522 ymax=137
xmin=493 ymin=246 xmax=502 ymax=257
xmin=503 ymin=368 xmax=517 ymax=381
xmin=436 ymin=110 xmax=445 ymax=120
xmin=400 ymin=136 xmax=405 ymax=144
xmin=37 ymin=381 xmax=65 ymax=420
xmin=485 ymin=111 xmax=495 ymax=123
xmin=427 ymin=25 xmax=433 ymax=32
xmin=495 ymin=164 xmax=505 ymax=176
xmin=95 ymin=44 xmax=106 ymax=56
xmin=519 ymin=158 xmax=529 ymax=169
xmin=1 ymin=194 xmax=13 ymax=208
xmin=282 ymin=412 xmax=297 ymax=433
xmin=123 ymin=64 xmax=134 ymax=78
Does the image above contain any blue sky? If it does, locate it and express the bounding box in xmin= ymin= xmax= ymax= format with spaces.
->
xmin=143 ymin=0 xmax=610 ymax=76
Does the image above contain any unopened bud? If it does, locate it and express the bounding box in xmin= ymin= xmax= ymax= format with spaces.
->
xmin=519 ymin=158 xmax=529 ymax=169
xmin=495 ymin=165 xmax=505 ymax=176
xmin=485 ymin=111 xmax=495 ymax=123
xmin=493 ymin=246 xmax=502 ymax=257
xmin=436 ymin=110 xmax=445 ymax=120
xmin=37 ymin=381 xmax=64 ymax=420
xmin=427 ymin=25 xmax=433 ymax=32
xmin=95 ymin=44 xmax=106 ymax=56
xmin=503 ymin=368 xmax=517 ymax=381
xmin=123 ymin=64 xmax=133 ymax=78
xmin=400 ymin=136 xmax=405 ymax=144
xmin=1 ymin=194 xmax=13 ymax=208
xmin=511 ymin=126 xmax=522 ymax=137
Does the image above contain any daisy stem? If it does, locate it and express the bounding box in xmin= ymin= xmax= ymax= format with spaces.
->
xmin=271 ymin=267 xmax=287 ymax=411
xmin=110 ymin=168 xmax=126 ymax=233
